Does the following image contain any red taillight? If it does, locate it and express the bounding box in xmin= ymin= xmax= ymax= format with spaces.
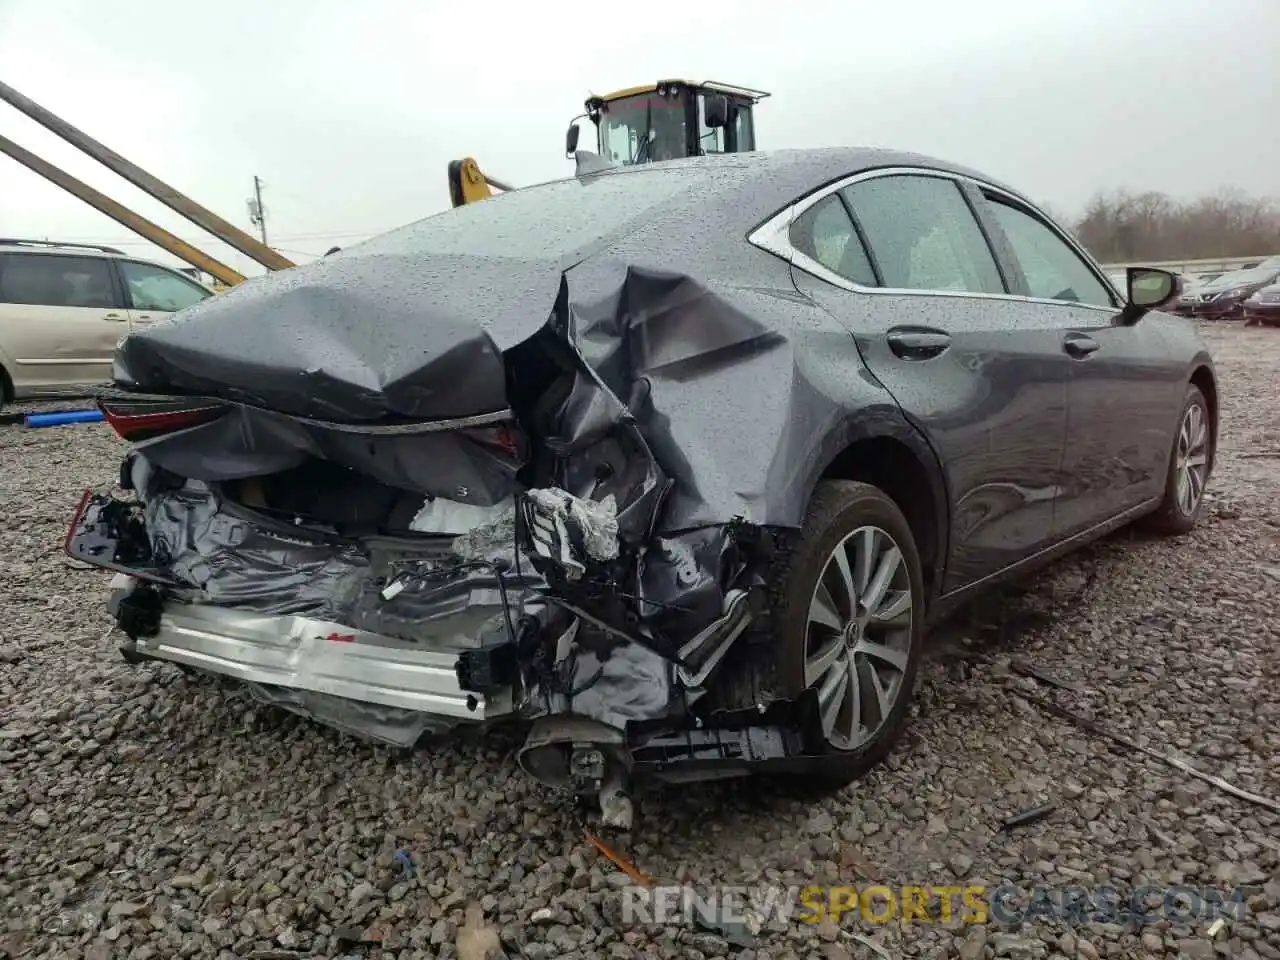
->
xmin=64 ymin=487 xmax=93 ymax=556
xmin=462 ymin=423 xmax=524 ymax=459
xmin=99 ymin=399 xmax=228 ymax=441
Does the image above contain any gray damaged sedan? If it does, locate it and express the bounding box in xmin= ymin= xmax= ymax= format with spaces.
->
xmin=67 ymin=148 xmax=1217 ymax=824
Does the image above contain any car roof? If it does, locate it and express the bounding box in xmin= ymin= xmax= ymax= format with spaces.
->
xmin=551 ymin=147 xmax=1041 ymax=274
xmin=0 ymin=239 xmax=132 ymax=258
xmin=581 ymin=146 xmax=1032 ymax=224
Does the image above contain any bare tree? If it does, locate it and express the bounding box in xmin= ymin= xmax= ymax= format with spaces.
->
xmin=1068 ymin=188 xmax=1280 ymax=262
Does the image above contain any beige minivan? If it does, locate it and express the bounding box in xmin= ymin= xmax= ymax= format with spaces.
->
xmin=0 ymin=239 xmax=213 ymax=404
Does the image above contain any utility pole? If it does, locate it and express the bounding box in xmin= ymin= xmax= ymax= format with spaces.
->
xmin=247 ymin=175 xmax=268 ymax=247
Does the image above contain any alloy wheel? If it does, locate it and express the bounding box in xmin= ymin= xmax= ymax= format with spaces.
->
xmin=805 ymin=525 xmax=914 ymax=751
xmin=1174 ymin=402 xmax=1209 ymax=517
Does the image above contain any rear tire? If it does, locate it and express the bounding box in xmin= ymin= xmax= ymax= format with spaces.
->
xmin=771 ymin=480 xmax=924 ymax=787
xmin=1141 ymin=384 xmax=1211 ymax=536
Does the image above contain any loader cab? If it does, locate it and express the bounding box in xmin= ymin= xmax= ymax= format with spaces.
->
xmin=565 ymin=80 xmax=770 ymax=166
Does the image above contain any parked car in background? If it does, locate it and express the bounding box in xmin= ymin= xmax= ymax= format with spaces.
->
xmin=1174 ymin=256 xmax=1280 ymax=320
xmin=0 ymin=239 xmax=213 ymax=405
xmin=67 ymin=149 xmax=1216 ymax=817
xmin=1243 ymin=280 xmax=1280 ymax=326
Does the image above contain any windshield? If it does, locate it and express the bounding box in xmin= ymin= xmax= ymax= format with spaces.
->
xmin=597 ymin=93 xmax=687 ymax=166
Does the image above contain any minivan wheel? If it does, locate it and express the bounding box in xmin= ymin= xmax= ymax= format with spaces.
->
xmin=1142 ymin=384 xmax=1211 ymax=536
xmin=772 ymin=480 xmax=924 ymax=786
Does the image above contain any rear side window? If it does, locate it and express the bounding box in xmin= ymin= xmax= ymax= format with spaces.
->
xmin=841 ymin=175 xmax=1004 ymax=295
xmin=985 ymin=198 xmax=1115 ymax=307
xmin=788 ymin=195 xmax=877 ymax=286
xmin=0 ymin=253 xmax=118 ymax=309
xmin=346 ymin=167 xmax=739 ymax=261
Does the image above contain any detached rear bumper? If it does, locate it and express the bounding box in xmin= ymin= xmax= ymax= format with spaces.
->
xmin=108 ymin=575 xmax=506 ymax=730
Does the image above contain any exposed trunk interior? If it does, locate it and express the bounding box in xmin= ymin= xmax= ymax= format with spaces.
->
xmin=202 ymin=327 xmax=583 ymax=538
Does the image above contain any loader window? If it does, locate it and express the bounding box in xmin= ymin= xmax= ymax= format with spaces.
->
xmin=346 ymin=166 xmax=727 ymax=261
xmin=735 ymin=106 xmax=756 ymax=151
xmin=598 ymin=94 xmax=687 ymax=165
xmin=697 ymin=98 xmax=726 ymax=155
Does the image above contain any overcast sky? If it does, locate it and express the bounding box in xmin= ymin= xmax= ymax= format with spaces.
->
xmin=1 ymin=0 xmax=1276 ymax=276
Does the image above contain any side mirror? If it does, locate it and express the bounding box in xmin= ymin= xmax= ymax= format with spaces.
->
xmin=703 ymin=94 xmax=730 ymax=129
xmin=565 ymin=122 xmax=581 ymax=157
xmin=1127 ymin=267 xmax=1178 ymax=310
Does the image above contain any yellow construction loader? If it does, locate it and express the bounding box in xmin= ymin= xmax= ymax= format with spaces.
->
xmin=448 ymin=79 xmax=770 ymax=207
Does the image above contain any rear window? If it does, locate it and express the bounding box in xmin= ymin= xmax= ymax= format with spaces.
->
xmin=346 ymin=167 xmax=726 ymax=261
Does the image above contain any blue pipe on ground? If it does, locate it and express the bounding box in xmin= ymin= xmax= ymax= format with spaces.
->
xmin=24 ymin=409 xmax=104 ymax=428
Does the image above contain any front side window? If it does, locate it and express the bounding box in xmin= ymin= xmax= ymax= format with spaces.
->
xmin=118 ymin=261 xmax=211 ymax=312
xmin=597 ymin=93 xmax=688 ymax=165
xmin=985 ymin=198 xmax=1114 ymax=307
xmin=841 ymin=175 xmax=1004 ymax=295
xmin=788 ymin=195 xmax=876 ymax=287
xmin=0 ymin=253 xmax=117 ymax=309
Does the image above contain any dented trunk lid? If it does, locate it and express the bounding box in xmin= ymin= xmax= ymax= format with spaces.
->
xmin=112 ymin=252 xmax=564 ymax=423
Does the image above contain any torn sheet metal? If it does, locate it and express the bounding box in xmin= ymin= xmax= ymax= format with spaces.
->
xmin=523 ymin=487 xmax=620 ymax=579
xmin=97 ymin=192 xmax=866 ymax=749
xmin=128 ymin=461 xmax=546 ymax=650
xmin=113 ymin=239 xmax=831 ymax=534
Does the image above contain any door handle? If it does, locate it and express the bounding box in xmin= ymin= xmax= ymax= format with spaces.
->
xmin=103 ymin=313 xmax=127 ymax=322
xmin=886 ymin=329 xmax=951 ymax=360
xmin=1062 ymin=333 xmax=1099 ymax=359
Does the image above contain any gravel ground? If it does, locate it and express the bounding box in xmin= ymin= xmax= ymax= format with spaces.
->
xmin=2 ymin=324 xmax=1278 ymax=960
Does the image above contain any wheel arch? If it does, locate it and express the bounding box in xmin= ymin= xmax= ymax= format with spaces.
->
xmin=1188 ymin=363 xmax=1218 ymax=473
xmin=809 ymin=408 xmax=950 ymax=605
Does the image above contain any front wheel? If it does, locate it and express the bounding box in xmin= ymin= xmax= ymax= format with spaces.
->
xmin=771 ymin=480 xmax=924 ymax=787
xmin=1141 ymin=384 xmax=1212 ymax=536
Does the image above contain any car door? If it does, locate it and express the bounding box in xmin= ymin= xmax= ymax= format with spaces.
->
xmin=0 ymin=252 xmax=128 ymax=393
xmin=780 ymin=170 xmax=1074 ymax=593
xmin=115 ymin=259 xmax=213 ymax=329
xmin=971 ymin=188 xmax=1185 ymax=537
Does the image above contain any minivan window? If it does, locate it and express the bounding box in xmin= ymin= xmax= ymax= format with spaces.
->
xmin=840 ymin=175 xmax=1004 ymax=295
xmin=0 ymin=253 xmax=117 ymax=309
xmin=788 ymin=195 xmax=877 ymax=287
xmin=348 ymin=167 xmax=730 ymax=261
xmin=119 ymin=260 xmax=211 ymax=312
xmin=985 ymin=198 xmax=1115 ymax=307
